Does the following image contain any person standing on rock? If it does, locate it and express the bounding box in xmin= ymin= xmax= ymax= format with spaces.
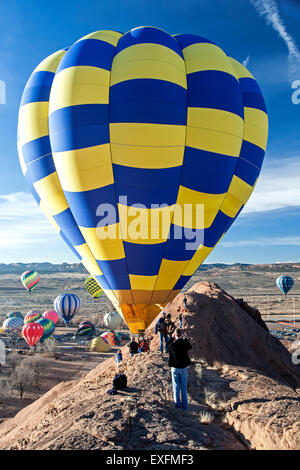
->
xmin=178 ymin=313 xmax=183 ymax=328
xmin=155 ymin=310 xmax=168 ymax=353
xmin=167 ymin=328 xmax=192 ymax=411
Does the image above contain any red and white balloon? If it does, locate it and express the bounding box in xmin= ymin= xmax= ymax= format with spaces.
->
xmin=22 ymin=322 xmax=44 ymax=347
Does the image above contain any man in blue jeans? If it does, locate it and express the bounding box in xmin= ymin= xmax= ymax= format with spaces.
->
xmin=167 ymin=328 xmax=192 ymax=410
xmin=155 ymin=311 xmax=168 ymax=353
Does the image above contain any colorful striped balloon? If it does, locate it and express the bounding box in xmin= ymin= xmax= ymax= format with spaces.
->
xmin=18 ymin=27 xmax=268 ymax=333
xmin=21 ymin=270 xmax=40 ymax=293
xmin=54 ymin=294 xmax=80 ymax=324
xmin=76 ymin=320 xmax=95 ymax=337
xmin=100 ymin=330 xmax=120 ymax=346
xmin=84 ymin=276 xmax=103 ymax=299
xmin=24 ymin=310 xmax=42 ymax=324
xmin=36 ymin=318 xmax=55 ymax=342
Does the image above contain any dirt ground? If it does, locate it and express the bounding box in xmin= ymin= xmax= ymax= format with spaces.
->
xmin=0 ymin=326 xmax=127 ymax=422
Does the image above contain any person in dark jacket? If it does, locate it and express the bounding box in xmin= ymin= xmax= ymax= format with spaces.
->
xmin=127 ymin=336 xmax=139 ymax=357
xmin=167 ymin=328 xmax=192 ymax=410
xmin=155 ymin=311 xmax=168 ymax=353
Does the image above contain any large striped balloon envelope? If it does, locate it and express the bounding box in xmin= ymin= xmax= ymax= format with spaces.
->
xmin=18 ymin=27 xmax=268 ymax=333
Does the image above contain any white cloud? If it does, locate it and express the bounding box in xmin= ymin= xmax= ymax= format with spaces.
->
xmin=251 ymin=53 xmax=293 ymax=85
xmin=242 ymin=53 xmax=251 ymax=68
xmin=221 ymin=236 xmax=300 ymax=247
xmin=0 ymin=192 xmax=53 ymax=247
xmin=250 ymin=0 xmax=300 ymax=83
xmin=243 ymin=156 xmax=300 ymax=214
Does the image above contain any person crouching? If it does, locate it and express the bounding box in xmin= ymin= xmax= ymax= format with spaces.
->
xmin=115 ymin=349 xmax=123 ymax=365
xmin=127 ymin=336 xmax=139 ymax=357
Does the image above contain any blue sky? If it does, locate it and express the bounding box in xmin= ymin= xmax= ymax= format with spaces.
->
xmin=0 ymin=0 xmax=299 ymax=264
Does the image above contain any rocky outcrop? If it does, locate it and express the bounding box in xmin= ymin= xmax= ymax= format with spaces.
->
xmin=0 ymin=352 xmax=245 ymax=450
xmin=0 ymin=282 xmax=299 ymax=450
xmin=149 ymin=282 xmax=300 ymax=388
xmin=225 ymin=369 xmax=300 ymax=450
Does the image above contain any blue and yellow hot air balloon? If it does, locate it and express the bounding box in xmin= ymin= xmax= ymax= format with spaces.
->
xmin=18 ymin=27 xmax=268 ymax=333
xmin=84 ymin=276 xmax=103 ymax=299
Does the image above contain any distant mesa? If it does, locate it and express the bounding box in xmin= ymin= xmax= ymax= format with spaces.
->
xmin=0 ymin=262 xmax=299 ymax=275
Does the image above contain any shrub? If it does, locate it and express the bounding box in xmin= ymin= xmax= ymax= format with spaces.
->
xmin=23 ymin=354 xmax=46 ymax=387
xmin=198 ymin=411 xmax=214 ymax=424
xmin=36 ymin=338 xmax=56 ymax=355
xmin=9 ymin=363 xmax=35 ymax=399
xmin=7 ymin=351 xmax=22 ymax=370
xmin=0 ymin=379 xmax=11 ymax=407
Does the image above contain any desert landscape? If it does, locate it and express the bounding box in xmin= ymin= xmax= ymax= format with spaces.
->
xmin=0 ymin=262 xmax=299 ymax=450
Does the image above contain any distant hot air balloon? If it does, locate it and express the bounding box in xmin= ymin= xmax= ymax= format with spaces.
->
xmin=24 ymin=311 xmax=42 ymax=324
xmin=54 ymin=294 xmax=80 ymax=324
xmin=18 ymin=27 xmax=268 ymax=333
xmin=103 ymin=311 xmax=123 ymax=331
xmin=118 ymin=332 xmax=131 ymax=343
xmin=88 ymin=336 xmax=111 ymax=352
xmin=36 ymin=318 xmax=55 ymax=342
xmin=22 ymin=322 xmax=44 ymax=347
xmin=76 ymin=320 xmax=95 ymax=337
xmin=3 ymin=317 xmax=24 ymax=340
xmin=84 ymin=277 xmax=103 ymax=299
xmin=42 ymin=310 xmax=59 ymax=324
xmin=6 ymin=311 xmax=23 ymax=320
xmin=101 ymin=330 xmax=120 ymax=346
xmin=276 ymin=276 xmax=294 ymax=296
xmin=21 ymin=270 xmax=40 ymax=293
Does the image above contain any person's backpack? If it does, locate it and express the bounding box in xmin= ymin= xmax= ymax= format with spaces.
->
xmin=113 ymin=373 xmax=127 ymax=390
